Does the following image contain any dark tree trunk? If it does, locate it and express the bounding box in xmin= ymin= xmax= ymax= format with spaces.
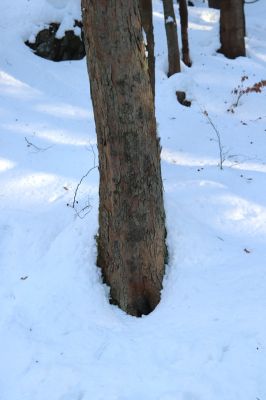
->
xmin=208 ymin=0 xmax=220 ymax=9
xmin=242 ymin=0 xmax=246 ymax=37
xmin=162 ymin=0 xmax=181 ymax=76
xmin=219 ymin=0 xmax=246 ymax=59
xmin=82 ymin=0 xmax=166 ymax=317
xmin=178 ymin=0 xmax=192 ymax=67
xmin=140 ymin=0 xmax=155 ymax=97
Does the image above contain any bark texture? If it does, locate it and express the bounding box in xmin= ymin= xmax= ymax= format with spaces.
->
xmin=178 ymin=0 xmax=192 ymax=67
xmin=82 ymin=0 xmax=166 ymax=317
xmin=162 ymin=0 xmax=181 ymax=76
xmin=140 ymin=0 xmax=155 ymax=97
xmin=208 ymin=0 xmax=220 ymax=9
xmin=219 ymin=0 xmax=246 ymax=59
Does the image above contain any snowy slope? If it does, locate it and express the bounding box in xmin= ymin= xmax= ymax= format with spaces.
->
xmin=0 ymin=1 xmax=265 ymax=399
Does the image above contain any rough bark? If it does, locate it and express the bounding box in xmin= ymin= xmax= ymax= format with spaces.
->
xmin=208 ymin=0 xmax=220 ymax=9
xmin=178 ymin=0 xmax=192 ymax=67
xmin=219 ymin=0 xmax=246 ymax=59
xmin=82 ymin=0 xmax=166 ymax=317
xmin=162 ymin=0 xmax=181 ymax=76
xmin=140 ymin=0 xmax=155 ymax=97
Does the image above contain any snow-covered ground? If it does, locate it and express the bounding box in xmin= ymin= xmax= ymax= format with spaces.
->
xmin=0 ymin=1 xmax=265 ymax=399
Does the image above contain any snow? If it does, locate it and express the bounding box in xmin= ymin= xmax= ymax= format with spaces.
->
xmin=0 ymin=0 xmax=266 ymax=399
xmin=165 ymin=16 xmax=175 ymax=24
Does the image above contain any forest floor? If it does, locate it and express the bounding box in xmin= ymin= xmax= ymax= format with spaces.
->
xmin=0 ymin=1 xmax=266 ymax=399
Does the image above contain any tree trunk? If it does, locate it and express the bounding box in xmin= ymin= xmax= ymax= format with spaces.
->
xmin=178 ymin=0 xmax=192 ymax=67
xmin=208 ymin=0 xmax=220 ymax=9
xmin=82 ymin=0 xmax=166 ymax=317
xmin=140 ymin=0 xmax=155 ymax=97
xmin=162 ymin=0 xmax=181 ymax=76
xmin=242 ymin=0 xmax=246 ymax=37
xmin=219 ymin=0 xmax=246 ymax=59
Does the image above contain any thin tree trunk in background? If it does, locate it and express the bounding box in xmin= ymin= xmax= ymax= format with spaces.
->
xmin=242 ymin=0 xmax=246 ymax=37
xmin=140 ymin=0 xmax=155 ymax=97
xmin=162 ymin=0 xmax=181 ymax=76
xmin=208 ymin=0 xmax=220 ymax=9
xmin=82 ymin=0 xmax=166 ymax=317
xmin=219 ymin=0 xmax=245 ymax=59
xmin=178 ymin=0 xmax=192 ymax=67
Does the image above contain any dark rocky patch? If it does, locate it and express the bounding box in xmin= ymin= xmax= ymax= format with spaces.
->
xmin=176 ymin=90 xmax=191 ymax=107
xmin=25 ymin=21 xmax=85 ymax=62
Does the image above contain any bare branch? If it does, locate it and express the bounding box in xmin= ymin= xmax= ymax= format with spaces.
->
xmin=68 ymin=144 xmax=98 ymax=219
xmin=197 ymin=102 xmax=225 ymax=170
xmin=71 ymin=165 xmax=97 ymax=209
xmin=25 ymin=137 xmax=52 ymax=152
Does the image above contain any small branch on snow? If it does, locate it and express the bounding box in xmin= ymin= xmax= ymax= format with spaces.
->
xmin=71 ymin=165 xmax=97 ymax=210
xmin=196 ymin=102 xmax=225 ymax=170
xmin=202 ymin=110 xmax=224 ymax=170
xmin=228 ymin=76 xmax=266 ymax=113
xmin=249 ymin=115 xmax=266 ymax=122
xmin=25 ymin=137 xmax=52 ymax=152
xmin=68 ymin=144 xmax=98 ymax=219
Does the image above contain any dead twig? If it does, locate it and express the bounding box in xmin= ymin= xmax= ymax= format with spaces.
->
xmin=25 ymin=136 xmax=52 ymax=152
xmin=71 ymin=165 xmax=97 ymax=209
xmin=68 ymin=144 xmax=98 ymax=219
xmin=196 ymin=101 xmax=225 ymax=170
xmin=228 ymin=76 xmax=266 ymax=113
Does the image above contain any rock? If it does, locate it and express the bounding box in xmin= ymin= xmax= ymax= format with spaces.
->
xmin=176 ymin=91 xmax=191 ymax=107
xmin=25 ymin=21 xmax=85 ymax=61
